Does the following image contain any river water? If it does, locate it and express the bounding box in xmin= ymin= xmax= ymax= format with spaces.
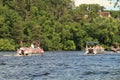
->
xmin=0 ymin=51 xmax=120 ymax=80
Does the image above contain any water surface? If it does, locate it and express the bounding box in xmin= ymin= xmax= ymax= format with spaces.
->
xmin=0 ymin=51 xmax=120 ymax=80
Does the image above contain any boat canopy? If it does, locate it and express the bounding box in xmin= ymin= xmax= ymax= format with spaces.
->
xmin=86 ymin=42 xmax=99 ymax=45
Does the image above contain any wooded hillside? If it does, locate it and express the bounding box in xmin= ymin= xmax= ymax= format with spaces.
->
xmin=0 ymin=0 xmax=120 ymax=51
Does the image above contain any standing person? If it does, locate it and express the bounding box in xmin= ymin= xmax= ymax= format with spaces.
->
xmin=37 ymin=41 xmax=40 ymax=48
xmin=35 ymin=40 xmax=40 ymax=48
xmin=31 ymin=43 xmax=34 ymax=48
xmin=20 ymin=40 xmax=23 ymax=47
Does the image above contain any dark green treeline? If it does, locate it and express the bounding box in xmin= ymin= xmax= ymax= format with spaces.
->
xmin=0 ymin=0 xmax=120 ymax=51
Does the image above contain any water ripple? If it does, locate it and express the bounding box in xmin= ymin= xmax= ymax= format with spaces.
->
xmin=0 ymin=51 xmax=120 ymax=80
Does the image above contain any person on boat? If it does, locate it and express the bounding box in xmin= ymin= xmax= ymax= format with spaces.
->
xmin=35 ymin=40 xmax=40 ymax=48
xmin=117 ymin=44 xmax=120 ymax=51
xmin=111 ymin=46 xmax=118 ymax=53
xmin=20 ymin=40 xmax=23 ymax=47
xmin=31 ymin=43 xmax=34 ymax=48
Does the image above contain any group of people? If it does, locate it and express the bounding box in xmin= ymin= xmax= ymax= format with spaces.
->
xmin=111 ymin=45 xmax=120 ymax=53
xmin=95 ymin=45 xmax=104 ymax=52
xmin=30 ymin=41 xmax=40 ymax=48
xmin=20 ymin=40 xmax=41 ymax=49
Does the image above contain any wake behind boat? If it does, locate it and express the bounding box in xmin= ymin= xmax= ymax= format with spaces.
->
xmin=3 ymin=53 xmax=43 ymax=57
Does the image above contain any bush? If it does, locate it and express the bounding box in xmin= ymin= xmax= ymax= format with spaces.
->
xmin=63 ymin=40 xmax=76 ymax=50
xmin=0 ymin=39 xmax=15 ymax=51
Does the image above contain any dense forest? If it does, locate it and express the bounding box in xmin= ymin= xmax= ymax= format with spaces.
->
xmin=0 ymin=0 xmax=120 ymax=51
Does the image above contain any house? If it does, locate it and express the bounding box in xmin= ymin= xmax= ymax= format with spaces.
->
xmin=99 ymin=12 xmax=111 ymax=18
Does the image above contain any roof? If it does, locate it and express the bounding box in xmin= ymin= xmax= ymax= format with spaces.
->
xmin=86 ymin=42 xmax=99 ymax=45
xmin=99 ymin=12 xmax=111 ymax=18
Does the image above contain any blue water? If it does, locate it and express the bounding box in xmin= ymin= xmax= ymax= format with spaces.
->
xmin=0 ymin=51 xmax=120 ymax=80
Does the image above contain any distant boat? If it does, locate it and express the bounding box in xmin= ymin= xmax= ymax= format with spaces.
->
xmin=16 ymin=40 xmax=44 ymax=56
xmin=85 ymin=42 xmax=104 ymax=55
xmin=110 ymin=45 xmax=120 ymax=53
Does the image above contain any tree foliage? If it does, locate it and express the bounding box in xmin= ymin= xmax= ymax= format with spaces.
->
xmin=0 ymin=39 xmax=15 ymax=51
xmin=0 ymin=0 xmax=120 ymax=51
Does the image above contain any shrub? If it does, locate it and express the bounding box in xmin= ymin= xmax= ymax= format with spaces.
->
xmin=0 ymin=39 xmax=15 ymax=51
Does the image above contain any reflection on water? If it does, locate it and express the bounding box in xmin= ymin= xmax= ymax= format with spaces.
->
xmin=0 ymin=51 xmax=120 ymax=80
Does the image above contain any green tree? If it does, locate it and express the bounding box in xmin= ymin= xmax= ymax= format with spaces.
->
xmin=63 ymin=40 xmax=76 ymax=50
xmin=31 ymin=25 xmax=42 ymax=40
xmin=0 ymin=39 xmax=15 ymax=51
xmin=0 ymin=16 xmax=10 ymax=38
xmin=12 ymin=21 xmax=24 ymax=43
